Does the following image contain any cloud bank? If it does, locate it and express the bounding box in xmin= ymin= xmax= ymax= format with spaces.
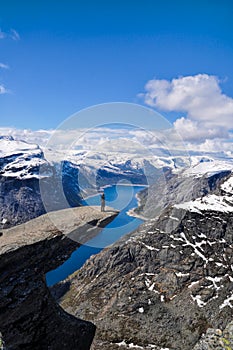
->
xmin=1 ymin=125 xmax=233 ymax=158
xmin=143 ymin=74 xmax=233 ymax=142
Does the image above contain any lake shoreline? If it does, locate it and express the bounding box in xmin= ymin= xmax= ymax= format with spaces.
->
xmin=126 ymin=191 xmax=148 ymax=220
xmin=46 ymin=184 xmax=146 ymax=286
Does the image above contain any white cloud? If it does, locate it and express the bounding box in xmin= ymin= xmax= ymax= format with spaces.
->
xmin=0 ymin=128 xmax=54 ymax=146
xmin=2 ymin=126 xmax=233 ymax=161
xmin=0 ymin=127 xmax=136 ymax=150
xmin=143 ymin=74 xmax=233 ymax=130
xmin=0 ymin=63 xmax=9 ymax=69
xmin=173 ymin=117 xmax=229 ymax=141
xmin=185 ymin=138 xmax=233 ymax=155
xmin=0 ymin=85 xmax=8 ymax=94
xmin=10 ymin=29 xmax=20 ymax=41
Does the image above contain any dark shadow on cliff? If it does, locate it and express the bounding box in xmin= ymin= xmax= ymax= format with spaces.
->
xmin=50 ymin=280 xmax=71 ymax=300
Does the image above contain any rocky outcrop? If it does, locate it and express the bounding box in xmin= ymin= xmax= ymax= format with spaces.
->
xmin=0 ymin=206 xmax=118 ymax=350
xmin=134 ymin=170 xmax=231 ymax=218
xmin=0 ymin=136 xmax=83 ymax=227
xmin=54 ymin=174 xmax=233 ymax=350
xmin=193 ymin=321 xmax=233 ymax=349
xmin=0 ymin=176 xmax=46 ymax=228
xmin=0 ymin=162 xmax=83 ymax=229
xmin=0 ymin=136 xmax=47 ymax=227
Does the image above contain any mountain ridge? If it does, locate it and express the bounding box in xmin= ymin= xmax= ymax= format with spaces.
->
xmin=1 ymin=135 xmax=233 ymax=228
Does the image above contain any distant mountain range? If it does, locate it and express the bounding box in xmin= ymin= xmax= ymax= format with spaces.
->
xmin=1 ymin=134 xmax=233 ymax=227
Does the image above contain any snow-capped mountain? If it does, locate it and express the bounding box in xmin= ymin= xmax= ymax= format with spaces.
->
xmin=1 ymin=134 xmax=233 ymax=227
xmin=0 ymin=135 xmax=47 ymax=179
xmin=175 ymin=171 xmax=233 ymax=213
xmin=0 ymin=136 xmax=81 ymax=226
xmin=134 ymin=156 xmax=233 ymax=219
xmin=183 ymin=156 xmax=233 ymax=177
xmin=1 ymin=133 xmax=233 ymax=185
xmin=0 ymin=136 xmax=47 ymax=227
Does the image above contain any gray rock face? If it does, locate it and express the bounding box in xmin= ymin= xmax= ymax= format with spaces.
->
xmin=0 ymin=176 xmax=46 ymax=228
xmin=0 ymin=137 xmax=47 ymax=227
xmin=0 ymin=206 xmax=118 ymax=350
xmin=135 ymin=170 xmax=231 ymax=218
xmin=54 ymin=177 xmax=233 ymax=349
xmin=0 ymin=137 xmax=83 ymax=227
xmin=0 ymin=161 xmax=83 ymax=228
xmin=193 ymin=321 xmax=233 ymax=349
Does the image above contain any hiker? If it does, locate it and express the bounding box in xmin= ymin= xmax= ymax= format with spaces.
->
xmin=101 ymin=192 xmax=105 ymax=212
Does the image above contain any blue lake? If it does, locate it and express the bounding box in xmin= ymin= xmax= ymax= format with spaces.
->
xmin=46 ymin=185 xmax=145 ymax=286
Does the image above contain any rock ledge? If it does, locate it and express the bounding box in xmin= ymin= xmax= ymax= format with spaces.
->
xmin=0 ymin=206 xmax=118 ymax=350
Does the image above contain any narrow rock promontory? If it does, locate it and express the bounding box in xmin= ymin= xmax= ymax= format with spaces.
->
xmin=0 ymin=206 xmax=118 ymax=350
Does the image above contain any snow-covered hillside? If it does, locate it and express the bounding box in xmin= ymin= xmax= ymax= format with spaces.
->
xmin=182 ymin=156 xmax=233 ymax=177
xmin=0 ymin=136 xmax=47 ymax=179
xmin=1 ymin=132 xmax=233 ymax=184
xmin=175 ymin=173 xmax=233 ymax=214
xmin=0 ymin=136 xmax=80 ymax=226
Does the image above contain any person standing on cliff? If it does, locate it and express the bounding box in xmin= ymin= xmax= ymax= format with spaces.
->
xmin=101 ymin=192 xmax=105 ymax=212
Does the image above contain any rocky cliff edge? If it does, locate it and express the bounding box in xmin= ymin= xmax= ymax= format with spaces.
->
xmin=0 ymin=206 xmax=118 ymax=350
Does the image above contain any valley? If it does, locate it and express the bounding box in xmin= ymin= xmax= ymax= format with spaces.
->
xmin=1 ymin=135 xmax=233 ymax=349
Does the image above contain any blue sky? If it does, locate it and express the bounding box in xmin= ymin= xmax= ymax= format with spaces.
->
xmin=0 ymin=0 xmax=233 ymax=135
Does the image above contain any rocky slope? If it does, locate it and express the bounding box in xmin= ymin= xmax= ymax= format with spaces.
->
xmin=193 ymin=321 xmax=233 ymax=349
xmin=0 ymin=206 xmax=118 ymax=350
xmin=0 ymin=136 xmax=47 ymax=227
xmin=134 ymin=160 xmax=232 ymax=218
xmin=54 ymin=171 xmax=233 ymax=350
xmin=0 ymin=136 xmax=83 ymax=227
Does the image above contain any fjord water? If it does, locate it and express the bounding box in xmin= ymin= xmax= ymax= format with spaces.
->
xmin=46 ymin=185 xmax=145 ymax=286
